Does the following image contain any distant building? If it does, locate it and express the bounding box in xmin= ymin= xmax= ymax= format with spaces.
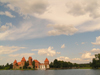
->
xmin=34 ymin=58 xmax=49 ymax=69
xmin=13 ymin=57 xmax=49 ymax=70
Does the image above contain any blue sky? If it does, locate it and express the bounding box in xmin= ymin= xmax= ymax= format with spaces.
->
xmin=0 ymin=0 xmax=100 ymax=65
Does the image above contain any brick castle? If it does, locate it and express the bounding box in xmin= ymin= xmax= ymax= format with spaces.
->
xmin=13 ymin=57 xmax=49 ymax=69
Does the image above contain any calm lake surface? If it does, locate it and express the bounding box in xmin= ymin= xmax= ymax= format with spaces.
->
xmin=0 ymin=69 xmax=100 ymax=75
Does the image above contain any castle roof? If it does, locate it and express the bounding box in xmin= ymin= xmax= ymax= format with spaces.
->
xmin=18 ymin=62 xmax=21 ymax=65
xmin=29 ymin=57 xmax=32 ymax=59
xmin=34 ymin=60 xmax=39 ymax=63
xmin=14 ymin=60 xmax=17 ymax=63
xmin=21 ymin=57 xmax=26 ymax=62
xmin=44 ymin=58 xmax=49 ymax=62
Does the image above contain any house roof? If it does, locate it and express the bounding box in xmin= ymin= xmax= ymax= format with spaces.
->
xmin=44 ymin=58 xmax=49 ymax=62
xmin=34 ymin=60 xmax=39 ymax=63
xmin=14 ymin=60 xmax=17 ymax=63
xmin=18 ymin=62 xmax=21 ymax=65
xmin=29 ymin=57 xmax=32 ymax=59
xmin=21 ymin=57 xmax=26 ymax=62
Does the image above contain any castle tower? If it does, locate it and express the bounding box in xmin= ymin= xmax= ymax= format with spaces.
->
xmin=34 ymin=60 xmax=40 ymax=69
xmin=28 ymin=57 xmax=32 ymax=65
xmin=13 ymin=60 xmax=17 ymax=69
xmin=44 ymin=58 xmax=49 ymax=68
xmin=21 ymin=57 xmax=26 ymax=67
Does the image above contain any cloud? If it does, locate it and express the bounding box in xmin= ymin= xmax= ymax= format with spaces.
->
xmin=81 ymin=52 xmax=94 ymax=59
xmin=0 ymin=11 xmax=15 ymax=18
xmin=91 ymin=48 xmax=100 ymax=53
xmin=1 ymin=0 xmax=48 ymax=16
xmin=38 ymin=46 xmax=56 ymax=57
xmin=48 ymin=24 xmax=78 ymax=36
xmin=57 ymin=56 xmax=70 ymax=61
xmin=81 ymin=42 xmax=85 ymax=44
xmin=66 ymin=0 xmax=100 ymax=18
xmin=91 ymin=36 xmax=100 ymax=45
xmin=32 ymin=47 xmax=60 ymax=56
xmin=57 ymin=52 xmax=61 ymax=54
xmin=9 ymin=53 xmax=35 ymax=57
xmin=0 ymin=21 xmax=48 ymax=40
xmin=0 ymin=23 xmax=13 ymax=32
xmin=0 ymin=46 xmax=25 ymax=54
xmin=72 ymin=58 xmax=81 ymax=61
xmin=61 ymin=44 xmax=65 ymax=48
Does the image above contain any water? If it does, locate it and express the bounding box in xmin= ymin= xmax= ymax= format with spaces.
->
xmin=0 ymin=69 xmax=100 ymax=75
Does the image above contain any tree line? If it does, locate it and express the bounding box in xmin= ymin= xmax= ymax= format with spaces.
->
xmin=91 ymin=53 xmax=100 ymax=69
xmin=0 ymin=63 xmax=13 ymax=70
xmin=49 ymin=59 xmax=91 ymax=69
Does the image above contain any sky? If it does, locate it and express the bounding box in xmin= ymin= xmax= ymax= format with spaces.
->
xmin=0 ymin=0 xmax=100 ymax=65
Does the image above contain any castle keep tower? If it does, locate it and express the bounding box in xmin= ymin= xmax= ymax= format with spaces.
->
xmin=28 ymin=57 xmax=33 ymax=68
xmin=21 ymin=57 xmax=26 ymax=67
xmin=13 ymin=60 xmax=17 ymax=69
xmin=44 ymin=58 xmax=49 ymax=68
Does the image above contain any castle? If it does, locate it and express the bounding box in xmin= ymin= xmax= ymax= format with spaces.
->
xmin=13 ymin=57 xmax=49 ymax=69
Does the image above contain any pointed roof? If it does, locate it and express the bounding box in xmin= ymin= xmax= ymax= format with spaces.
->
xmin=14 ymin=60 xmax=17 ymax=63
xmin=34 ymin=60 xmax=39 ymax=63
xmin=21 ymin=57 xmax=26 ymax=62
xmin=29 ymin=56 xmax=32 ymax=59
xmin=44 ymin=58 xmax=49 ymax=62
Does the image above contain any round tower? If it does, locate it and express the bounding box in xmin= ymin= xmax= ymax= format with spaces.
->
xmin=28 ymin=57 xmax=32 ymax=65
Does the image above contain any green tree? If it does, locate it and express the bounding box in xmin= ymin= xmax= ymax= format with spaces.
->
xmin=32 ymin=61 xmax=35 ymax=69
xmin=23 ymin=61 xmax=29 ymax=69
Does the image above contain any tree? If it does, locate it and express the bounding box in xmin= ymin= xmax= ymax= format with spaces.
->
xmin=91 ymin=53 xmax=100 ymax=68
xmin=23 ymin=61 xmax=29 ymax=69
xmin=32 ymin=61 xmax=35 ymax=69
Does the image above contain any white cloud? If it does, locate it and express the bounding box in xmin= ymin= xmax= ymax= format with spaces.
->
xmin=57 ymin=52 xmax=61 ymax=54
xmin=61 ymin=44 xmax=65 ymax=48
xmin=81 ymin=52 xmax=94 ymax=59
xmin=48 ymin=24 xmax=78 ymax=36
xmin=72 ymin=58 xmax=81 ymax=61
xmin=91 ymin=48 xmax=100 ymax=53
xmin=91 ymin=36 xmax=100 ymax=45
xmin=9 ymin=53 xmax=35 ymax=57
xmin=0 ymin=0 xmax=100 ymax=39
xmin=1 ymin=0 xmax=49 ymax=16
xmin=0 ymin=23 xmax=13 ymax=32
xmin=0 ymin=11 xmax=15 ymax=18
xmin=38 ymin=46 xmax=56 ymax=57
xmin=81 ymin=42 xmax=85 ymax=44
xmin=66 ymin=0 xmax=100 ymax=18
xmin=57 ymin=56 xmax=70 ymax=61
xmin=0 ymin=21 xmax=48 ymax=40
xmin=0 ymin=46 xmax=25 ymax=54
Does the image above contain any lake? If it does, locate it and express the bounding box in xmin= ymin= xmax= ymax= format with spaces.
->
xmin=0 ymin=69 xmax=100 ymax=75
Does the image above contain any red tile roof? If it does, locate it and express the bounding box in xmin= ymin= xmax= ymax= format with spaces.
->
xmin=21 ymin=57 xmax=26 ymax=62
xmin=44 ymin=58 xmax=49 ymax=62
xmin=29 ymin=57 xmax=32 ymax=59
xmin=18 ymin=62 xmax=21 ymax=65
xmin=34 ymin=60 xmax=39 ymax=63
xmin=14 ymin=60 xmax=17 ymax=63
